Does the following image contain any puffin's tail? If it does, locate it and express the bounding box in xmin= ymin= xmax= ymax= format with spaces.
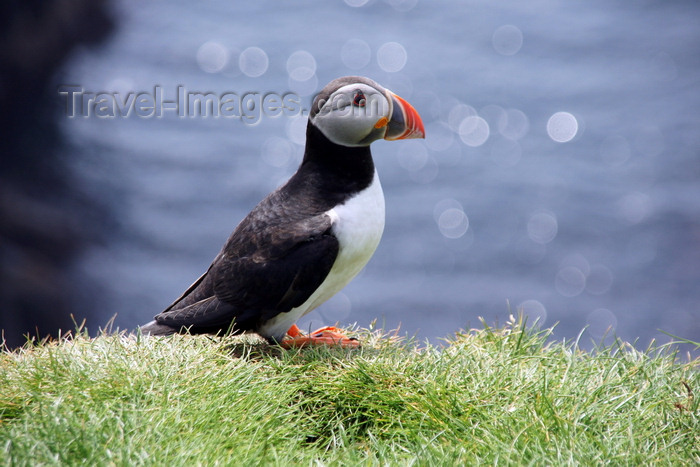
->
xmin=138 ymin=320 xmax=177 ymax=336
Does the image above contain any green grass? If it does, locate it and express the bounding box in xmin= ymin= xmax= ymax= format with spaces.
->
xmin=1 ymin=317 xmax=698 ymax=466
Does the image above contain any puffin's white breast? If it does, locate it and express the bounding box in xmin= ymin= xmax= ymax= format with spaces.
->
xmin=259 ymin=171 xmax=385 ymax=339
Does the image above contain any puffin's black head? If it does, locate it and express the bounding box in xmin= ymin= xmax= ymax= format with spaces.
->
xmin=309 ymin=76 xmax=425 ymax=147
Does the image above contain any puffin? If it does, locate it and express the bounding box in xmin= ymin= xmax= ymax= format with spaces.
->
xmin=139 ymin=76 xmax=425 ymax=347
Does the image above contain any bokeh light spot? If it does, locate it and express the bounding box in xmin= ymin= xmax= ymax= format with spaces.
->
xmin=196 ymin=41 xmax=228 ymax=73
xmin=261 ymin=137 xmax=294 ymax=168
xmin=434 ymin=199 xmax=469 ymax=239
xmin=560 ymin=253 xmax=590 ymax=277
xmin=447 ymin=103 xmax=477 ymax=132
xmin=547 ymin=112 xmax=578 ymax=143
xmin=286 ymin=116 xmax=307 ymax=146
xmin=617 ymin=192 xmax=652 ymax=224
xmin=527 ymin=211 xmax=558 ymax=244
xmin=286 ymin=50 xmax=317 ymax=81
xmin=555 ymin=266 xmax=586 ymax=297
xmin=459 ymin=116 xmax=490 ymax=147
xmin=409 ymin=156 xmax=439 ymax=184
xmin=377 ymin=42 xmax=407 ymax=73
xmin=498 ymin=108 xmax=529 ymax=140
xmin=288 ymin=74 xmax=319 ymax=97
xmin=433 ymin=198 xmax=463 ymax=223
xmin=518 ymin=299 xmax=547 ymax=327
xmin=424 ymin=122 xmax=455 ymax=152
xmin=438 ymin=208 xmax=469 ymax=239
xmin=396 ymin=141 xmax=429 ymax=172
xmin=239 ymin=46 xmax=269 ymax=78
xmin=341 ymin=39 xmax=372 ymax=70
xmin=492 ymin=25 xmax=523 ymax=56
xmin=344 ymin=0 xmax=369 ymax=6
xmin=587 ymin=308 xmax=618 ymax=339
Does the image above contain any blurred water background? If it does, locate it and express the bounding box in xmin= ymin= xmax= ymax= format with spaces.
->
xmin=7 ymin=0 xmax=699 ymax=353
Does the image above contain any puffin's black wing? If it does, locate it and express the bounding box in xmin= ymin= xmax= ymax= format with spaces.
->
xmin=153 ymin=213 xmax=338 ymax=333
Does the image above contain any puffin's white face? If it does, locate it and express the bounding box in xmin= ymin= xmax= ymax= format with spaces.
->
xmin=310 ymin=78 xmax=425 ymax=147
xmin=310 ymin=83 xmax=390 ymax=147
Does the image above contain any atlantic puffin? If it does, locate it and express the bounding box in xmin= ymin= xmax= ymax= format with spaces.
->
xmin=140 ymin=76 xmax=425 ymax=347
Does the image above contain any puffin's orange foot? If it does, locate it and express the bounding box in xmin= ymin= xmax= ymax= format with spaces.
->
xmin=280 ymin=324 xmax=360 ymax=349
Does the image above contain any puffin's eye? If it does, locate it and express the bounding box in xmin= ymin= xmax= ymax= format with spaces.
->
xmin=352 ymin=91 xmax=366 ymax=107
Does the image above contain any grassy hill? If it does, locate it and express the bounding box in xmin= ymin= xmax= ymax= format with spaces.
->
xmin=1 ymin=317 xmax=698 ymax=465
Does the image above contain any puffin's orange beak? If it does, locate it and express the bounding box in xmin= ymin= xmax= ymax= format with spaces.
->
xmin=384 ymin=92 xmax=425 ymax=141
